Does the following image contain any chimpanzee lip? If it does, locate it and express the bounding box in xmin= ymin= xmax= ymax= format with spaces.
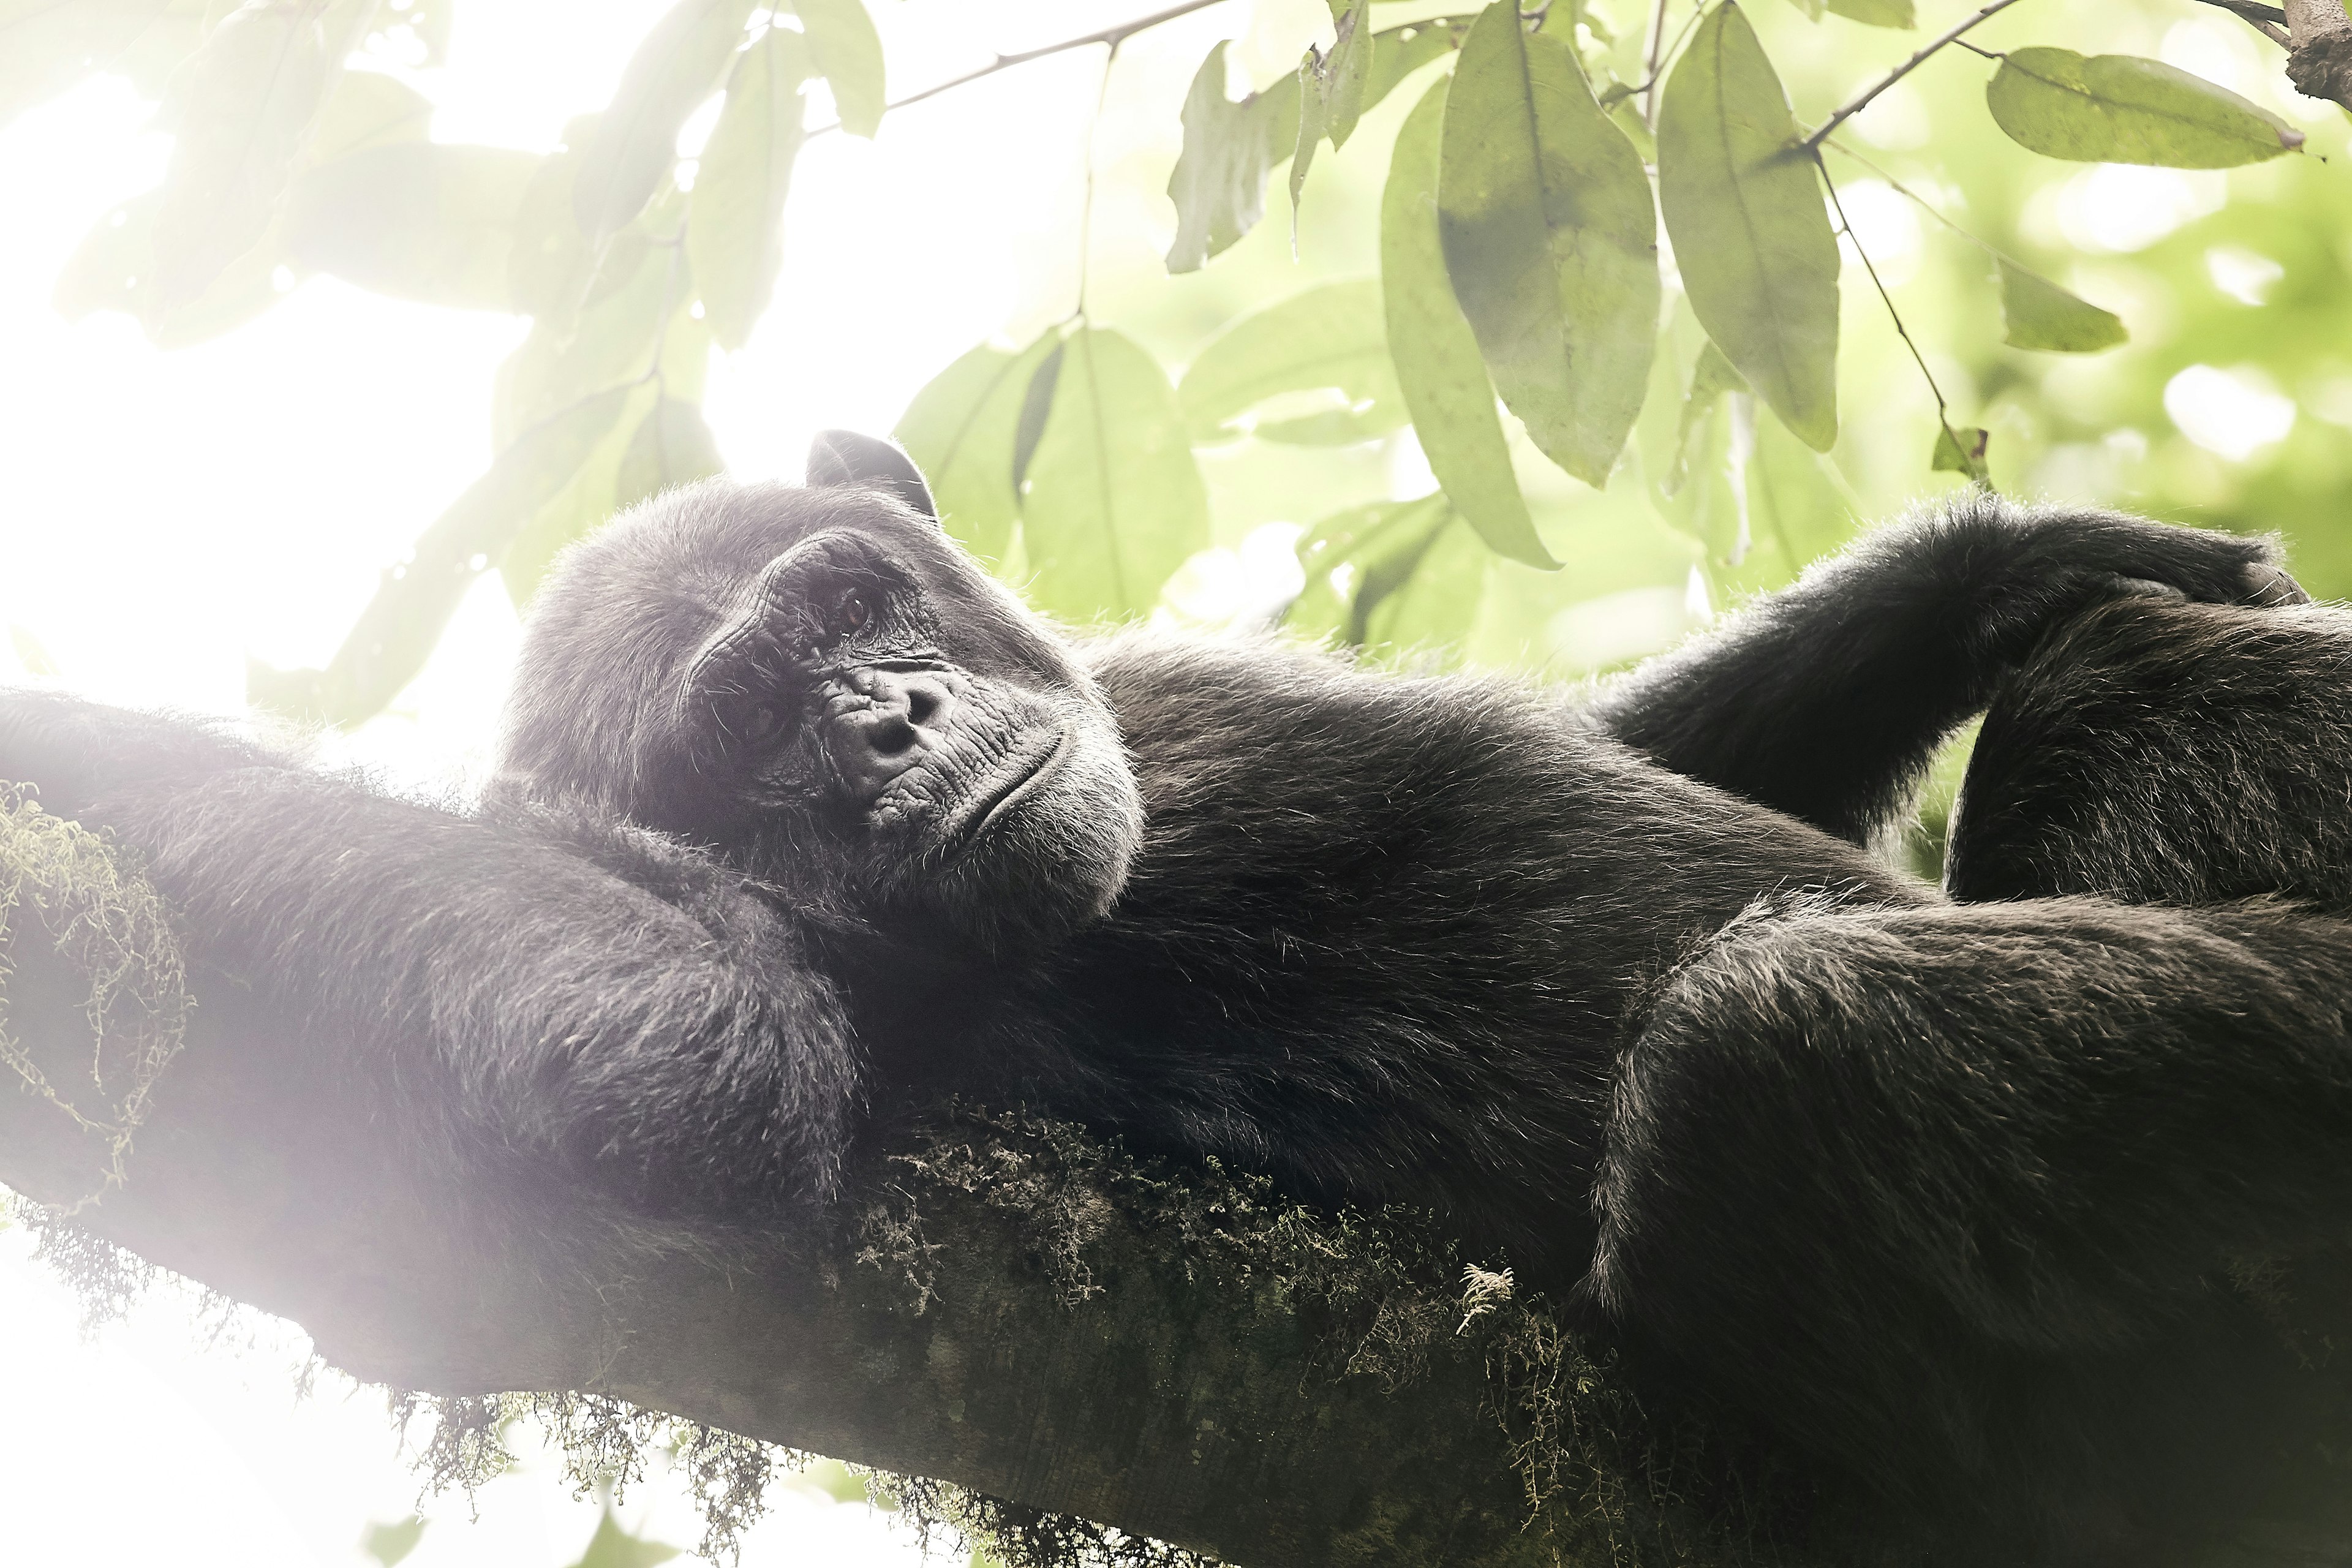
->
xmin=938 ymin=726 xmax=1069 ymax=861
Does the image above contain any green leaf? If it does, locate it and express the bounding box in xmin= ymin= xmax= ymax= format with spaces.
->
xmin=1438 ymin=3 xmax=1658 ymax=488
xmin=1381 ymin=76 xmax=1555 ymax=568
xmin=1998 ymin=260 xmax=2127 ymax=352
xmin=1665 ymin=339 xmax=1748 ymax=498
xmin=1178 ymin=281 xmax=1404 ymax=447
xmin=359 ymin=1516 xmax=428 ymax=1568
xmin=1 ymin=0 xmax=170 ymax=129
xmin=311 ymin=69 xmax=435 ymax=160
xmin=497 ymin=235 xmax=701 ymax=445
xmin=1365 ymin=14 xmax=1468 ymax=107
xmin=1285 ymin=492 xmax=1457 ymax=647
xmin=892 ymin=331 xmax=1061 ymax=565
xmin=1986 ymin=47 xmax=2304 ymax=167
xmin=687 ymin=28 xmax=812 ymax=350
xmin=1777 ymin=0 xmax=1824 ymax=20
xmin=285 ymin=145 xmax=542 ymax=310
xmin=1657 ymin=2 xmax=1839 ymax=451
xmin=1931 ymin=423 xmax=1989 ymax=482
xmin=1289 ymin=0 xmax=1373 ymax=215
xmin=1826 ymin=0 xmax=1913 ymax=24
xmin=1019 ymin=327 xmax=1210 ymax=619
xmin=9 ymin=624 xmax=60 ymax=679
xmin=148 ymin=0 xmax=372 ymax=312
xmin=568 ymin=1509 xmax=681 ymax=1568
xmin=617 ymin=397 xmax=726 ymax=503
xmin=792 ymin=0 xmax=885 ymax=138
xmin=53 ymin=187 xmax=286 ymax=348
xmin=1166 ymin=42 xmax=1296 ymax=273
xmin=251 ymin=386 xmax=637 ymax=728
xmin=1370 ymin=510 xmax=1489 ymax=656
xmin=573 ymin=0 xmax=755 ymax=238
xmin=1652 ymin=337 xmax=1751 ymax=564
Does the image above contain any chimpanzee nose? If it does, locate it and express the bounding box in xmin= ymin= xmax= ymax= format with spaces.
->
xmin=828 ymin=668 xmax=956 ymax=802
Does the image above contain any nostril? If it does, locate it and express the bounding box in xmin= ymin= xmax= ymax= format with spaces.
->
xmin=868 ymin=714 xmax=918 ymax=756
xmin=906 ymin=685 xmax=941 ymax=728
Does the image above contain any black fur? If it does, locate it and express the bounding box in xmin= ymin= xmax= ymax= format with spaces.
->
xmin=0 ymin=453 xmax=2336 ymax=1558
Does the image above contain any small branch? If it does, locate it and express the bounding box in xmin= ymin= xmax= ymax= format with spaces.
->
xmin=2196 ymin=0 xmax=2293 ymax=45
xmin=2283 ymin=0 xmax=2352 ymax=110
xmin=1816 ymin=157 xmax=1970 ymax=468
xmin=805 ymin=0 xmax=1232 ymax=138
xmin=1800 ymin=0 xmax=2033 ymax=151
xmin=1641 ymin=0 xmax=1672 ymax=127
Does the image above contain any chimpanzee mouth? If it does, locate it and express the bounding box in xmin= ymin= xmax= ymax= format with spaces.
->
xmin=937 ymin=726 xmax=1069 ymax=861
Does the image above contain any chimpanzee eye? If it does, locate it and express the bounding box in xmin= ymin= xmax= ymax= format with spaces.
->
xmin=740 ymin=704 xmax=782 ymax=744
xmin=833 ymin=591 xmax=871 ymax=637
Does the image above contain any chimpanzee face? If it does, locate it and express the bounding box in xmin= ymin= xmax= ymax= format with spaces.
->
xmin=496 ymin=433 xmax=1142 ymax=956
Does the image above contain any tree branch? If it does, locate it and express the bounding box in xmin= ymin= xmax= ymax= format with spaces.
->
xmin=2195 ymin=0 xmax=2293 ymax=47
xmin=1800 ymin=0 xmax=2032 ymax=151
xmin=2284 ymin=0 xmax=2352 ymax=110
xmin=804 ymin=0 xmax=1235 ymax=139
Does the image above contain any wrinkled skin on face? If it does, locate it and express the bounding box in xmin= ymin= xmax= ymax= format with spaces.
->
xmin=495 ymin=437 xmax=1142 ymax=957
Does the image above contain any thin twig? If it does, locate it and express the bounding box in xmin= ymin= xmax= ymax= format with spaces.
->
xmin=1820 ymin=137 xmax=2018 ymax=262
xmin=805 ymin=0 xmax=1232 ymax=139
xmin=1641 ymin=0 xmax=1672 ymax=127
xmin=1801 ymin=0 xmax=2034 ymax=151
xmin=2193 ymin=0 xmax=2291 ymax=45
xmin=1074 ymin=39 xmax=1121 ymax=322
xmin=1815 ymin=156 xmax=1955 ymax=431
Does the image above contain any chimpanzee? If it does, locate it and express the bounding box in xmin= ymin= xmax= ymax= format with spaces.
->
xmin=2 ymin=431 xmax=2342 ymax=1559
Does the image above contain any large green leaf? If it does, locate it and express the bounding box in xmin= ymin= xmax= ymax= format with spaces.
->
xmin=251 ymin=386 xmax=638 ymax=728
xmin=285 ymin=145 xmax=541 ymax=310
xmin=572 ymin=0 xmax=755 ymax=238
xmin=1 ymin=0 xmax=170 ymax=128
xmin=792 ymin=0 xmax=884 ymax=138
xmin=893 ymin=331 xmax=1061 ymax=566
xmin=1998 ymin=260 xmax=2127 ymax=352
xmin=1166 ymin=42 xmax=1296 ymax=273
xmin=148 ymin=0 xmax=370 ymax=312
xmin=687 ymin=28 xmax=812 ymax=350
xmin=1657 ymin=2 xmax=1839 ymax=451
xmin=1019 ymin=328 xmax=1209 ymax=620
xmin=1986 ymin=47 xmax=2303 ymax=168
xmin=1827 ymin=0 xmax=1912 ymax=24
xmin=497 ymin=230 xmax=702 ymax=445
xmin=1438 ymin=2 xmax=1657 ymax=488
xmin=1654 ymin=338 xmax=1750 ymax=564
xmin=616 ymin=396 xmax=726 ymax=503
xmin=1381 ymin=77 xmax=1555 ymax=568
xmin=1178 ymin=281 xmax=1405 ymax=447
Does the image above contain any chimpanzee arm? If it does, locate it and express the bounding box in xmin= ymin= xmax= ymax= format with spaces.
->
xmin=1591 ymin=495 xmax=2303 ymax=846
xmin=1587 ymin=894 xmax=2352 ymax=1518
xmin=1 ymin=695 xmax=860 ymax=1213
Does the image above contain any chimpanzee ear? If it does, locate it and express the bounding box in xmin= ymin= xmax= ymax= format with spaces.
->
xmin=805 ymin=429 xmax=938 ymax=521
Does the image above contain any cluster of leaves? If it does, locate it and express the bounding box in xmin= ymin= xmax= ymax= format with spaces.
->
xmin=3 ymin=0 xmax=2325 ymax=723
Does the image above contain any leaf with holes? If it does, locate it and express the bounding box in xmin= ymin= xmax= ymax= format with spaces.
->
xmin=1289 ymin=0 xmax=1372 ymax=216
xmin=1178 ymin=281 xmax=1404 ymax=447
xmin=573 ymin=0 xmax=756 ymax=238
xmin=1998 ymin=260 xmax=2127 ymax=352
xmin=688 ymin=28 xmax=813 ymax=350
xmin=793 ymin=0 xmax=885 ymax=138
xmin=1932 ymin=423 xmax=1989 ymax=482
xmin=1382 ymin=76 xmax=1554 ymax=568
xmin=1439 ymin=2 xmax=1657 ymax=488
xmin=1986 ymin=47 xmax=2303 ymax=167
xmin=894 ymin=331 xmax=1063 ymax=565
xmin=1166 ymin=42 xmax=1297 ymax=273
xmin=54 ymin=187 xmax=286 ymax=348
xmin=1657 ymin=2 xmax=1839 ymax=451
xmin=1019 ymin=328 xmax=1209 ymax=620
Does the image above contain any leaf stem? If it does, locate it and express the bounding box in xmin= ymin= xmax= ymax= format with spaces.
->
xmin=1640 ymin=0 xmax=1673 ymax=126
xmin=1814 ymin=157 xmax=1958 ymax=434
xmin=804 ymin=0 xmax=1232 ymax=139
xmin=2195 ymin=0 xmax=2291 ymax=46
xmin=1800 ymin=0 xmax=2034 ymax=151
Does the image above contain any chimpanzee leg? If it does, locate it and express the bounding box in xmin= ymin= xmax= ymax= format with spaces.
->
xmin=1587 ymin=891 xmax=2352 ymax=1555
xmin=1948 ymin=598 xmax=2352 ymax=911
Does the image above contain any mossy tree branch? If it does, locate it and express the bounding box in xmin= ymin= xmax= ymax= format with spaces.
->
xmin=0 ymin=807 xmax=1757 ymax=1568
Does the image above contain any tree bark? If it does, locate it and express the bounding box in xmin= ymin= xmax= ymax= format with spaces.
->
xmin=2285 ymin=0 xmax=2352 ymax=108
xmin=0 ymin=810 xmax=1722 ymax=1568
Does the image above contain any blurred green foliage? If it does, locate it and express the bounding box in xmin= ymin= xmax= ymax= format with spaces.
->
xmin=8 ymin=0 xmax=2351 ymax=720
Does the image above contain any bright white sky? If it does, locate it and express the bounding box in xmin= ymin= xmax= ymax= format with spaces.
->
xmin=0 ymin=2 xmax=1333 ymax=1561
